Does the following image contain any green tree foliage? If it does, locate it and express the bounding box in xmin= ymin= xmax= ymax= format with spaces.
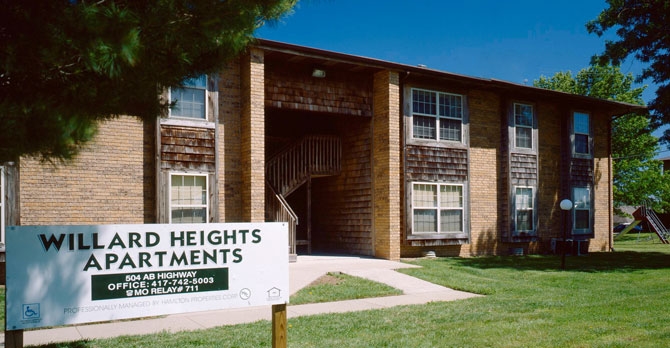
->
xmin=535 ymin=65 xmax=670 ymax=212
xmin=0 ymin=0 xmax=297 ymax=162
xmin=587 ymin=0 xmax=670 ymax=142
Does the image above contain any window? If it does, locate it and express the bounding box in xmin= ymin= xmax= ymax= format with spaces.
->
xmin=170 ymin=75 xmax=207 ymax=119
xmin=514 ymin=103 xmax=533 ymax=149
xmin=572 ymin=187 xmax=591 ymax=235
xmin=412 ymin=183 xmax=463 ymax=234
xmin=170 ymin=174 xmax=208 ymax=223
xmin=412 ymin=89 xmax=463 ymax=142
xmin=514 ymin=187 xmax=534 ymax=234
xmin=574 ymin=112 xmax=590 ymax=155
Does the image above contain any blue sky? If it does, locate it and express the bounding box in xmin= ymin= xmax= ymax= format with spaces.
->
xmin=256 ymin=0 xmax=656 ymax=104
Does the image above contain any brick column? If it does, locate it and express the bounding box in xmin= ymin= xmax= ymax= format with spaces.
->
xmin=240 ymin=48 xmax=265 ymax=222
xmin=372 ymin=71 xmax=401 ymax=260
xmin=593 ymin=112 xmax=612 ymax=252
xmin=218 ymin=59 xmax=243 ymax=222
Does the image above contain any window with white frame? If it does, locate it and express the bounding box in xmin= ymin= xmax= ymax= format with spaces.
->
xmin=514 ymin=103 xmax=533 ymax=149
xmin=170 ymin=173 xmax=208 ymax=223
xmin=170 ymin=75 xmax=207 ymax=119
xmin=412 ymin=89 xmax=463 ymax=142
xmin=514 ymin=187 xmax=534 ymax=234
xmin=572 ymin=186 xmax=591 ymax=235
xmin=412 ymin=183 xmax=463 ymax=234
xmin=574 ymin=112 xmax=591 ymax=155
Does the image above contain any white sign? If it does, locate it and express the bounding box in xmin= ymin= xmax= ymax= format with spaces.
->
xmin=6 ymin=222 xmax=289 ymax=330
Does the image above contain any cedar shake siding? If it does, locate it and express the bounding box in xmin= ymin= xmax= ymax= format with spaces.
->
xmin=311 ymin=117 xmax=373 ymax=255
xmin=265 ymin=57 xmax=372 ymax=117
xmin=405 ymin=147 xmax=468 ymax=182
xmin=160 ymin=126 xmax=215 ymax=172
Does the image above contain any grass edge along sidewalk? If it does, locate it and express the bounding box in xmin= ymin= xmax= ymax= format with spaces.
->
xmin=21 ymin=233 xmax=670 ymax=347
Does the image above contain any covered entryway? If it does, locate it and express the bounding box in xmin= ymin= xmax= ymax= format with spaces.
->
xmin=266 ymin=131 xmax=342 ymax=254
xmin=258 ymin=42 xmax=401 ymax=261
xmin=264 ymin=108 xmax=374 ymax=260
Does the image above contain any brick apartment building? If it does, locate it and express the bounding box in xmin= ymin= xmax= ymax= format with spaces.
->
xmin=0 ymin=40 xmax=644 ymax=260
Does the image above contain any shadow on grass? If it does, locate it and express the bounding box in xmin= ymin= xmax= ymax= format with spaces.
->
xmin=431 ymin=250 xmax=670 ymax=273
xmin=34 ymin=341 xmax=92 ymax=348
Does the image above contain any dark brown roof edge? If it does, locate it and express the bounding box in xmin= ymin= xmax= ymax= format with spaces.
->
xmin=254 ymin=38 xmax=647 ymax=116
xmin=254 ymin=38 xmax=491 ymax=82
xmin=489 ymin=79 xmax=647 ymax=116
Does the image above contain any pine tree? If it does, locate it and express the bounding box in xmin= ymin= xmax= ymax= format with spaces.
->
xmin=0 ymin=0 xmax=297 ymax=162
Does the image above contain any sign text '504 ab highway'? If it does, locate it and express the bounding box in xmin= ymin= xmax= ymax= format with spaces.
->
xmin=6 ymin=223 xmax=289 ymax=330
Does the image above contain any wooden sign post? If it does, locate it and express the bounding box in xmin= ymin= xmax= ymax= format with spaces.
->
xmin=272 ymin=303 xmax=287 ymax=348
xmin=5 ymin=329 xmax=23 ymax=348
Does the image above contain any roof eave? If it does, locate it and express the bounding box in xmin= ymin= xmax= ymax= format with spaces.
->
xmin=253 ymin=39 xmax=648 ymax=116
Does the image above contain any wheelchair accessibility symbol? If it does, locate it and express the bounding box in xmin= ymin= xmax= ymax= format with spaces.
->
xmin=22 ymin=303 xmax=40 ymax=320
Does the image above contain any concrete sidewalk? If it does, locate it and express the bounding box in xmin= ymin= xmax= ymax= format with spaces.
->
xmin=11 ymin=255 xmax=480 ymax=346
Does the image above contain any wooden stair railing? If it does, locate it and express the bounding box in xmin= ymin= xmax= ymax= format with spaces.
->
xmin=265 ymin=181 xmax=299 ymax=261
xmin=266 ymin=135 xmax=341 ymax=197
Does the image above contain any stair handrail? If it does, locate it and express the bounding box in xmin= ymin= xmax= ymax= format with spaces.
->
xmin=265 ymin=181 xmax=299 ymax=255
xmin=639 ymin=199 xmax=669 ymax=243
xmin=642 ymin=200 xmax=662 ymax=232
xmin=266 ymin=135 xmax=341 ymax=197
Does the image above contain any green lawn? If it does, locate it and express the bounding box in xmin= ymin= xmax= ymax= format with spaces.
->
xmin=289 ymin=272 xmax=402 ymax=305
xmin=23 ymin=234 xmax=670 ymax=347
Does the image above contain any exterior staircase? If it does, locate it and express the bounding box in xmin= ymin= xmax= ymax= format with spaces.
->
xmin=265 ymin=135 xmax=342 ymax=260
xmin=630 ymin=201 xmax=670 ymax=244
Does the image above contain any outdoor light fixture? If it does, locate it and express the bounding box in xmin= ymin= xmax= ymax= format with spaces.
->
xmin=311 ymin=68 xmax=326 ymax=78
xmin=559 ymin=199 xmax=573 ymax=270
xmin=560 ymin=199 xmax=573 ymax=211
